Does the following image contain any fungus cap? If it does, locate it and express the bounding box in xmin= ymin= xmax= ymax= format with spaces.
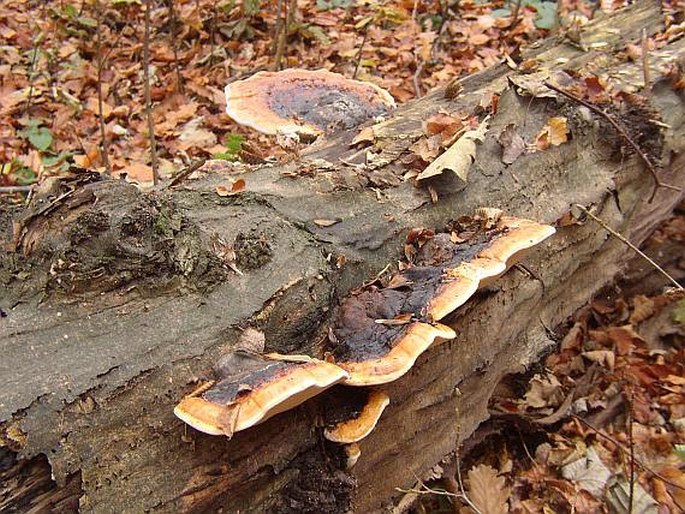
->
xmin=335 ymin=322 xmax=456 ymax=386
xmin=424 ymin=216 xmax=556 ymax=321
xmin=225 ymin=69 xmax=395 ymax=138
xmin=324 ymin=389 xmax=390 ymax=443
xmin=174 ymin=353 xmax=348 ymax=436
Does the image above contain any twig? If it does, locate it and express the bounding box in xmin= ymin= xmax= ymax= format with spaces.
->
xmin=165 ymin=158 xmax=207 ymax=188
xmin=626 ymin=389 xmax=635 ymax=514
xmin=0 ymin=185 xmax=35 ymax=194
xmin=273 ymin=0 xmax=287 ymax=70
xmin=544 ymin=81 xmax=681 ymax=202
xmin=95 ymin=0 xmax=112 ymax=175
xmin=23 ymin=33 xmax=42 ymax=115
xmin=573 ymin=204 xmax=683 ymax=291
xmin=411 ymin=0 xmax=424 ymax=98
xmin=143 ymin=0 xmax=159 ymax=185
xmin=572 ymin=415 xmax=685 ymax=491
xmin=167 ymin=0 xmax=184 ymax=94
xmin=641 ymin=29 xmax=650 ymax=94
xmin=509 ymin=0 xmax=523 ymax=29
xmin=352 ymin=26 xmax=369 ymax=80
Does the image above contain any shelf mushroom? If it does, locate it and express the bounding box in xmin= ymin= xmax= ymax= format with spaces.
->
xmin=224 ymin=69 xmax=396 ymax=140
xmin=416 ymin=215 xmax=557 ymax=321
xmin=329 ymin=211 xmax=555 ymax=386
xmin=324 ymin=389 xmax=390 ymax=444
xmin=323 ymin=389 xmax=391 ymax=470
xmin=174 ymin=352 xmax=348 ymax=437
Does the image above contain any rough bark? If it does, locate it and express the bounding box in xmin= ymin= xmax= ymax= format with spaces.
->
xmin=1 ymin=1 xmax=684 ymax=512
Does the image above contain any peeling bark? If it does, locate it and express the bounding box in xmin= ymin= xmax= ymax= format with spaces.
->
xmin=1 ymin=1 xmax=684 ymax=512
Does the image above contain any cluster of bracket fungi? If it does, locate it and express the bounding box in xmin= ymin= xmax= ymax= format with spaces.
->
xmin=174 ymin=70 xmax=556 ymax=469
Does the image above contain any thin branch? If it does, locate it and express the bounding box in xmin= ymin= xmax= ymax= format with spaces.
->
xmin=626 ymin=390 xmax=635 ymax=514
xmin=273 ymin=0 xmax=287 ymax=70
xmin=573 ymin=204 xmax=683 ymax=291
xmin=165 ymin=157 xmax=207 ymax=189
xmin=0 ymin=185 xmax=35 ymax=194
xmin=641 ymin=29 xmax=650 ymax=94
xmin=143 ymin=0 xmax=159 ymax=185
xmin=544 ymin=81 xmax=681 ymax=202
xmin=23 ymin=34 xmax=42 ymax=115
xmin=95 ymin=0 xmax=112 ymax=175
xmin=572 ymin=415 xmax=685 ymax=491
xmin=167 ymin=0 xmax=184 ymax=94
xmin=352 ymin=26 xmax=369 ymax=80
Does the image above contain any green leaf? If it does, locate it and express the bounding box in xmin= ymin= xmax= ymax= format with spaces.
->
xmin=532 ymin=1 xmax=557 ymax=30
xmin=302 ymin=25 xmax=330 ymax=45
xmin=28 ymin=127 xmax=53 ymax=151
xmin=675 ymin=444 xmax=685 ymax=461
xmin=491 ymin=8 xmax=511 ymax=17
xmin=243 ymin=0 xmax=260 ymax=16
xmin=11 ymin=165 xmax=37 ymax=186
xmin=77 ymin=16 xmax=97 ymax=27
xmin=224 ymin=134 xmax=245 ymax=155
xmin=673 ymin=298 xmax=685 ymax=325
xmin=63 ymin=4 xmax=78 ymax=18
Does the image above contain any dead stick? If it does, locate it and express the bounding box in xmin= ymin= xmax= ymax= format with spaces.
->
xmin=352 ymin=26 xmax=369 ymax=80
xmin=273 ymin=0 xmax=287 ymax=70
xmin=143 ymin=0 xmax=159 ymax=186
xmin=95 ymin=0 xmax=112 ymax=175
xmin=0 ymin=185 xmax=35 ymax=194
xmin=626 ymin=389 xmax=635 ymax=514
xmin=545 ymin=81 xmax=681 ymax=202
xmin=572 ymin=415 xmax=685 ymax=492
xmin=641 ymin=28 xmax=650 ymax=94
xmin=573 ymin=204 xmax=683 ymax=291
xmin=167 ymin=0 xmax=184 ymax=94
xmin=165 ymin=158 xmax=207 ymax=188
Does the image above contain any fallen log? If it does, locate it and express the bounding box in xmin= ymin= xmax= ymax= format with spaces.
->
xmin=1 ymin=1 xmax=684 ymax=512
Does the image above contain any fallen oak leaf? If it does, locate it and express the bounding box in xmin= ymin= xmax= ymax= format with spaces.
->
xmin=536 ymin=116 xmax=569 ymax=150
xmin=216 ymin=179 xmax=245 ymax=197
xmin=467 ymin=464 xmax=510 ymax=514
xmin=416 ymin=116 xmax=489 ymax=186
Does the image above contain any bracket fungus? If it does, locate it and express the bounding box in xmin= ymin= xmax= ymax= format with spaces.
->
xmin=324 ymin=389 xmax=390 ymax=444
xmin=329 ymin=212 xmax=554 ymax=386
xmin=416 ymin=215 xmax=557 ymax=321
xmin=174 ymin=352 xmax=348 ymax=437
xmin=224 ymin=69 xmax=395 ymax=139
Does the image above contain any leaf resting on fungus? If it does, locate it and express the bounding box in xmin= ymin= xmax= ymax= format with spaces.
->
xmin=467 ymin=464 xmax=510 ymax=514
xmin=416 ymin=116 xmax=489 ymax=185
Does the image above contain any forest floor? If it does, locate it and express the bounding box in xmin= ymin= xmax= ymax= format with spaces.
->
xmin=0 ymin=0 xmax=683 ymax=512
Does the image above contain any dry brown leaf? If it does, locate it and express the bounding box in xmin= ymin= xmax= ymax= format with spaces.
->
xmin=416 ymin=116 xmax=489 ymax=184
xmin=467 ymin=464 xmax=510 ymax=514
xmin=522 ymin=373 xmax=564 ymax=409
xmin=498 ymin=123 xmax=526 ymax=164
xmin=216 ymin=179 xmax=245 ymax=197
xmin=548 ymin=117 xmax=569 ymax=146
xmin=630 ymin=295 xmax=656 ymax=324
xmin=581 ymin=350 xmax=615 ymax=370
xmin=351 ymin=126 xmax=376 ymax=146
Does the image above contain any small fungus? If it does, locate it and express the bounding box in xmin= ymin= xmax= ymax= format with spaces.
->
xmin=344 ymin=442 xmax=362 ymax=469
xmin=225 ymin=69 xmax=395 ymax=139
xmin=324 ymin=389 xmax=390 ymax=444
xmin=174 ymin=352 xmax=348 ymax=436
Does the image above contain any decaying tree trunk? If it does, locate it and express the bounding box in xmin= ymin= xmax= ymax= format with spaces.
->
xmin=1 ymin=2 xmax=684 ymax=512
